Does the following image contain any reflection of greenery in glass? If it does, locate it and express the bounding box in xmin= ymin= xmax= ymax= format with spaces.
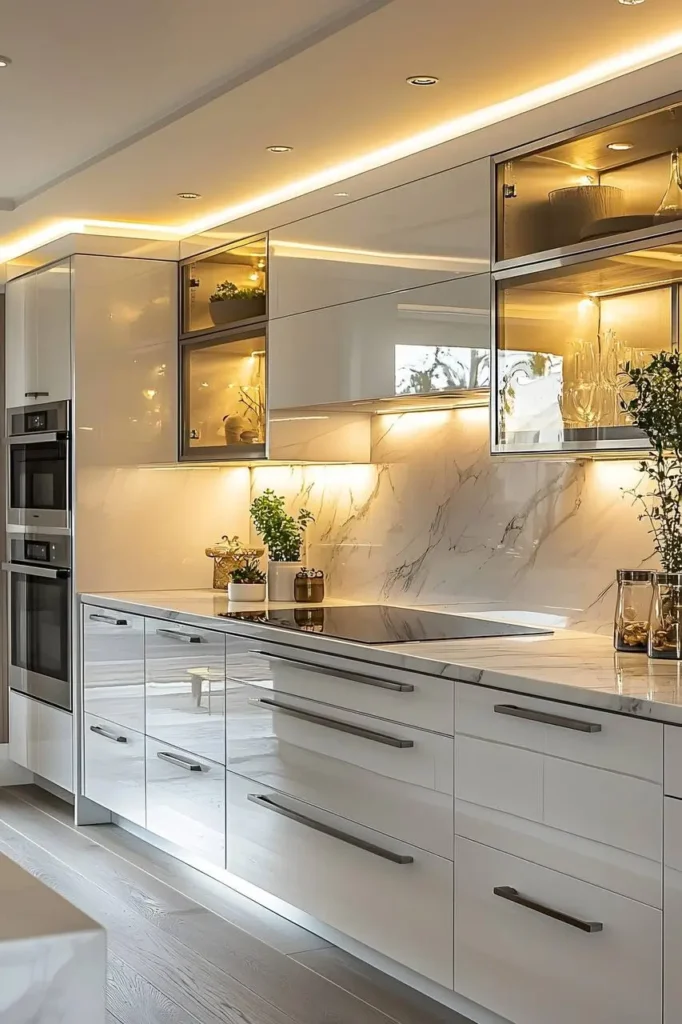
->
xmin=395 ymin=345 xmax=489 ymax=395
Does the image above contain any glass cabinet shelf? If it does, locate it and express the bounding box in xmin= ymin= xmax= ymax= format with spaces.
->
xmin=180 ymin=327 xmax=267 ymax=461
xmin=496 ymin=93 xmax=682 ymax=267
xmin=493 ymin=231 xmax=682 ymax=455
xmin=180 ymin=235 xmax=267 ymax=338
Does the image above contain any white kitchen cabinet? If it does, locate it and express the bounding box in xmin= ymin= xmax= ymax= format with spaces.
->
xmin=82 ymin=606 xmax=145 ymax=733
xmin=454 ymin=837 xmax=662 ymax=1024
xmin=146 ymin=736 xmax=225 ymax=868
xmin=224 ymin=771 xmax=454 ymax=987
xmin=225 ymin=683 xmax=453 ymax=857
xmin=5 ymin=261 xmax=71 ymax=407
xmin=269 ymin=159 xmax=490 ymax=318
xmin=665 ymin=796 xmax=682 ymax=1023
xmin=83 ymin=713 xmax=145 ymax=826
xmin=145 ymin=619 xmax=226 ymax=764
xmin=268 ymin=274 xmax=490 ymax=410
xmin=9 ymin=691 xmax=73 ymax=792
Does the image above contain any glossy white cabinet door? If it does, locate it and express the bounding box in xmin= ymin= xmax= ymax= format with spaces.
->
xmin=146 ymin=736 xmax=225 ymax=868
xmin=145 ymin=619 xmax=226 ymax=764
xmin=5 ymin=272 xmax=38 ymax=408
xmin=82 ymin=606 xmax=145 ymax=732
xmin=9 ymin=691 xmax=73 ymax=792
xmin=34 ymin=260 xmax=72 ymax=401
xmin=268 ymin=274 xmax=490 ymax=409
xmin=269 ymin=159 xmax=490 ymax=318
xmin=454 ymin=837 xmax=661 ymax=1024
xmin=83 ymin=713 xmax=145 ymax=826
xmin=225 ymin=772 xmax=454 ymax=987
xmin=664 ymin=796 xmax=682 ymax=1022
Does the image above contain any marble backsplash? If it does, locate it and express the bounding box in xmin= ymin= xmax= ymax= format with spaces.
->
xmin=251 ymin=407 xmax=655 ymax=634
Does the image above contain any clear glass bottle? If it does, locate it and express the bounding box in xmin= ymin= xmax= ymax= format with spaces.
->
xmin=614 ymin=569 xmax=652 ymax=652
xmin=648 ymin=571 xmax=682 ymax=660
xmin=654 ymin=150 xmax=682 ymax=222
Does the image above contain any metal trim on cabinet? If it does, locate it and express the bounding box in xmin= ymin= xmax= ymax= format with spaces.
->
xmin=253 ymin=697 xmax=415 ymax=747
xmin=249 ymin=650 xmax=414 ymax=692
xmin=493 ymin=886 xmax=603 ymax=933
xmin=493 ymin=704 xmax=601 ymax=733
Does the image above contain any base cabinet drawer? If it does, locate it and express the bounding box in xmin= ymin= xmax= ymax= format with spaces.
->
xmin=9 ymin=691 xmax=73 ymax=793
xmin=665 ymin=796 xmax=682 ymax=1023
xmin=454 ymin=837 xmax=661 ymax=1024
xmin=145 ymin=737 xmax=225 ymax=868
xmin=224 ymin=772 xmax=454 ymax=987
xmin=83 ymin=713 xmax=145 ymax=826
xmin=83 ymin=606 xmax=145 ymax=732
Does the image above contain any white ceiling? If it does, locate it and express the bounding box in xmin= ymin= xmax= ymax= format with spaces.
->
xmin=3 ymin=0 xmax=682 ymax=260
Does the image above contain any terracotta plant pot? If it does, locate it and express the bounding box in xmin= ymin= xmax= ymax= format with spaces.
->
xmin=209 ymin=297 xmax=265 ymax=326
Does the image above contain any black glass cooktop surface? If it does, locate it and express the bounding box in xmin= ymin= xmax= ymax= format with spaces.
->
xmin=220 ymin=604 xmax=552 ymax=645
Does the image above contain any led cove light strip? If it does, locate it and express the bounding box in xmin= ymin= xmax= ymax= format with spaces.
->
xmin=4 ymin=31 xmax=682 ymax=263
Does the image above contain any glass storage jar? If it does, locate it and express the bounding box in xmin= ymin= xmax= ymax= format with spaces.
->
xmin=648 ymin=572 xmax=682 ymax=660
xmin=614 ymin=569 xmax=652 ymax=653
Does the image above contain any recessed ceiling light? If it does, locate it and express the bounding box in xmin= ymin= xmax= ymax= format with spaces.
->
xmin=406 ymin=75 xmax=439 ymax=86
xmin=607 ymin=142 xmax=634 ymax=150
xmin=267 ymin=145 xmax=293 ymax=153
xmin=334 ymin=192 xmax=350 ymax=197
xmin=0 ymin=56 xmax=12 ymax=67
xmin=618 ymin=0 xmax=645 ymax=5
xmin=177 ymin=192 xmax=201 ymax=199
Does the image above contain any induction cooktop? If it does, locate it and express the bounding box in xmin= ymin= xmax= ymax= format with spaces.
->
xmin=220 ymin=604 xmax=552 ymax=645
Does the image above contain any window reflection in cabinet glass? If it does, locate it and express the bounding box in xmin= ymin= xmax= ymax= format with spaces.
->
xmin=182 ymin=236 xmax=267 ymax=336
xmin=395 ymin=345 xmax=490 ymax=395
xmin=497 ymin=98 xmax=682 ymax=263
xmin=182 ymin=331 xmax=266 ymax=459
xmin=495 ymin=238 xmax=682 ymax=452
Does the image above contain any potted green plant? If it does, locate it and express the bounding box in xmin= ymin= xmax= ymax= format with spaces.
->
xmin=250 ymin=489 xmax=314 ymax=601
xmin=620 ymin=352 xmax=682 ymax=658
xmin=208 ymin=280 xmax=266 ymax=326
xmin=227 ymin=558 xmax=267 ymax=603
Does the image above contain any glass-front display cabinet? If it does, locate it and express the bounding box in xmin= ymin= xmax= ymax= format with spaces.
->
xmin=180 ymin=235 xmax=267 ymax=338
xmin=496 ymin=93 xmax=682 ymax=267
xmin=492 ymin=232 xmax=682 ymax=454
xmin=180 ymin=326 xmax=266 ymax=460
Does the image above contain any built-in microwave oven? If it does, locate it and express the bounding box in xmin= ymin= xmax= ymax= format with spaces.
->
xmin=6 ymin=401 xmax=70 ymax=529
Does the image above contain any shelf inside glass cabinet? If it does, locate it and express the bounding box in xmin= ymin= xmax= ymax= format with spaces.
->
xmin=495 ymin=237 xmax=682 ymax=451
xmin=498 ymin=98 xmax=682 ymax=263
xmin=182 ymin=331 xmax=266 ymax=459
xmin=182 ymin=236 xmax=267 ymax=336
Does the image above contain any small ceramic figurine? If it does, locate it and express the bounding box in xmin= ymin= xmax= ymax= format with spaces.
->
xmin=223 ymin=414 xmax=249 ymax=445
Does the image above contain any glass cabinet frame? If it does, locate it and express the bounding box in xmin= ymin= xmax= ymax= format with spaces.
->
xmin=490 ymin=229 xmax=682 ymax=457
xmin=493 ymin=89 xmax=682 ymax=272
xmin=179 ymin=233 xmax=268 ymax=341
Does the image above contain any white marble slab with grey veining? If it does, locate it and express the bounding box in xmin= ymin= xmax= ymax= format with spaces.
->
xmin=0 ymin=851 xmax=106 ymax=1023
xmin=80 ymin=589 xmax=682 ymax=726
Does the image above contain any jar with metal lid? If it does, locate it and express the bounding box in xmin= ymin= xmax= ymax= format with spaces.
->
xmin=294 ymin=569 xmax=325 ymax=604
xmin=614 ymin=569 xmax=652 ymax=653
xmin=649 ymin=571 xmax=682 ymax=660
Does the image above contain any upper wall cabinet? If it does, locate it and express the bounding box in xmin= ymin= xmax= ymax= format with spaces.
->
xmin=269 ymin=160 xmax=490 ymax=319
xmin=496 ymin=93 xmax=682 ymax=268
xmin=269 ymin=274 xmax=490 ymax=410
xmin=6 ymin=259 xmax=72 ymax=408
xmin=180 ymin=235 xmax=267 ymax=339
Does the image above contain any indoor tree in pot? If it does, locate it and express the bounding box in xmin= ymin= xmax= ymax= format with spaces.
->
xmin=227 ymin=558 xmax=267 ymax=603
xmin=250 ymin=489 xmax=314 ymax=601
xmin=209 ymin=280 xmax=266 ymax=326
xmin=620 ymin=351 xmax=682 ymax=658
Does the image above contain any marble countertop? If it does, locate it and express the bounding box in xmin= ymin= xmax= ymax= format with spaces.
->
xmin=80 ymin=589 xmax=682 ymax=725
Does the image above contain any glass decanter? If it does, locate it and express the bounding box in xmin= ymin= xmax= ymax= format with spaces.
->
xmin=655 ymin=149 xmax=682 ymax=222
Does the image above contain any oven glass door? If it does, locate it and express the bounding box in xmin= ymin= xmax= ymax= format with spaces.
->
xmin=9 ymin=569 xmax=72 ymax=710
xmin=8 ymin=439 xmax=69 ymax=527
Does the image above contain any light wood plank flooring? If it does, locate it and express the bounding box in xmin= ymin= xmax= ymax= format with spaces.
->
xmin=0 ymin=785 xmax=470 ymax=1024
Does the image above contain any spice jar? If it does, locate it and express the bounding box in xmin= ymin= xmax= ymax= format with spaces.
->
xmin=649 ymin=571 xmax=682 ymax=660
xmin=614 ymin=569 xmax=652 ymax=653
xmin=294 ymin=569 xmax=325 ymax=604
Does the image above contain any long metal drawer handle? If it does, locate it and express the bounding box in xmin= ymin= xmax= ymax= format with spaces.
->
xmin=156 ymin=628 xmax=203 ymax=644
xmin=24 ymin=391 xmax=50 ymax=398
xmin=493 ymin=886 xmax=603 ymax=933
xmin=89 ymin=613 xmax=129 ymax=626
xmin=90 ymin=724 xmax=127 ymax=744
xmin=493 ymin=704 xmax=601 ymax=733
xmin=248 ymin=650 xmax=414 ymax=692
xmin=157 ymin=751 xmax=204 ymax=772
xmin=248 ymin=793 xmax=414 ymax=865
xmin=254 ymin=697 xmax=414 ymax=748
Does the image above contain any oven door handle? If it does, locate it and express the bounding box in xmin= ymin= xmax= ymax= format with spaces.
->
xmin=1 ymin=562 xmax=70 ymax=580
xmin=6 ymin=431 xmax=69 ymax=444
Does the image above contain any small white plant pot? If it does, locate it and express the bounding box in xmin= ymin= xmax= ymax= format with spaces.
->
xmin=268 ymin=561 xmax=302 ymax=602
xmin=227 ymin=582 xmax=266 ymax=602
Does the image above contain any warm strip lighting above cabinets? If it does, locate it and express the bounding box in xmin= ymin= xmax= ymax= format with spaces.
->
xmin=5 ymin=33 xmax=682 ymax=262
